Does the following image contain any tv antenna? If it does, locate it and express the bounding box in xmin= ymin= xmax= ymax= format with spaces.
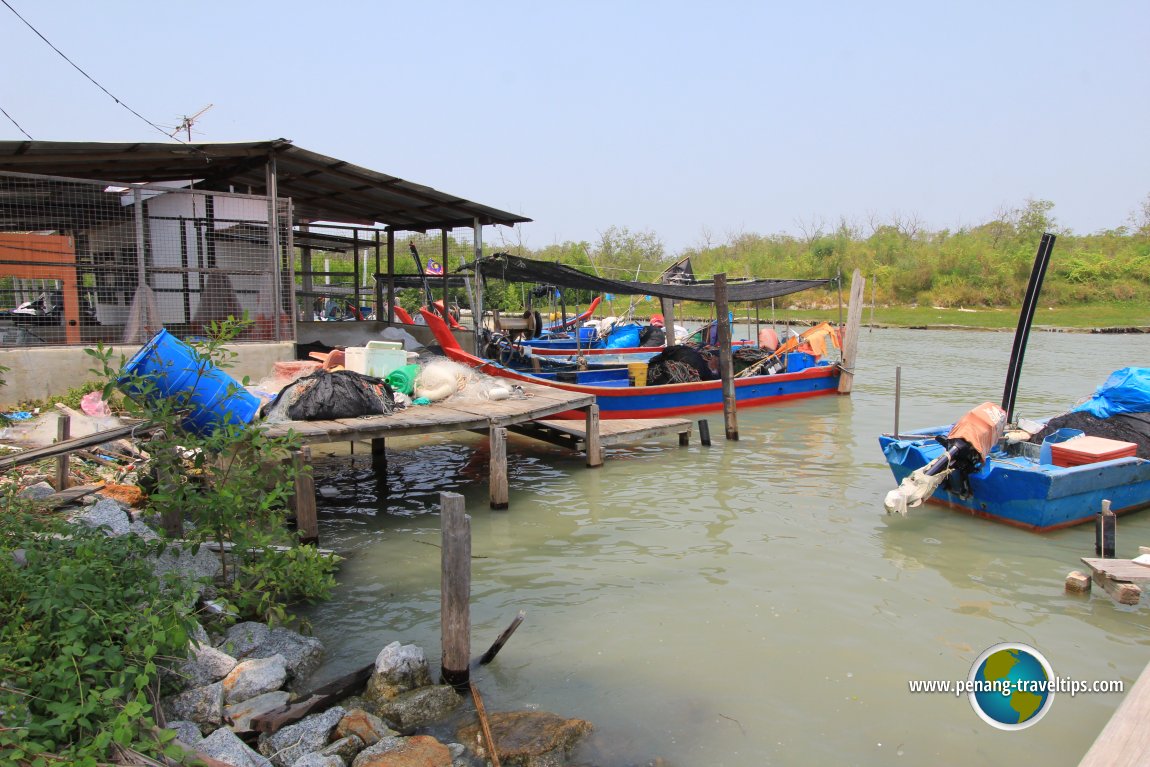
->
xmin=170 ymin=103 xmax=213 ymax=142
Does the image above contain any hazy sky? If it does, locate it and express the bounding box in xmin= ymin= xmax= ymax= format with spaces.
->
xmin=2 ymin=1 xmax=1147 ymax=253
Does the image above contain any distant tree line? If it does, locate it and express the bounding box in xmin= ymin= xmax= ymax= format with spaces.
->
xmin=318 ymin=196 xmax=1150 ymax=315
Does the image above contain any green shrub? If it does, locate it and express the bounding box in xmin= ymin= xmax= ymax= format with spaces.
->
xmin=0 ymin=500 xmax=199 ymax=764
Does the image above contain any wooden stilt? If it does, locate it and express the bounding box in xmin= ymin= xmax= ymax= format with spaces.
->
xmin=371 ymin=436 xmax=387 ymax=472
xmin=489 ymin=427 xmax=509 ymax=509
xmin=679 ymin=429 xmax=690 ymax=447
xmin=714 ymin=274 xmax=738 ymax=441
xmin=585 ymin=403 xmax=602 ymax=467
xmin=293 ymin=447 xmax=319 ymax=545
xmin=698 ymin=419 xmax=712 ymax=446
xmin=54 ymin=413 xmax=70 ymax=491
xmin=440 ymin=492 xmax=471 ymax=688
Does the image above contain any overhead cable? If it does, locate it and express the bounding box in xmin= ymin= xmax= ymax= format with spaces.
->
xmin=1 ymin=0 xmax=182 ymax=142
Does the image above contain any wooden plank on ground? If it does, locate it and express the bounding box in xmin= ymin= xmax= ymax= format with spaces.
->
xmin=39 ymin=482 xmax=105 ymax=508
xmin=0 ymin=421 xmax=161 ymax=472
xmin=1079 ymin=660 xmax=1150 ymax=767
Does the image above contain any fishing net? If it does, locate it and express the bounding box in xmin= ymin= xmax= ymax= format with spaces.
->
xmin=263 ymin=370 xmax=396 ymax=422
xmin=646 ymin=345 xmax=717 ymax=385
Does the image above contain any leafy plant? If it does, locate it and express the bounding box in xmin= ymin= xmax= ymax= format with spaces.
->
xmin=0 ymin=498 xmax=198 ymax=765
xmin=87 ymin=317 xmax=336 ymax=625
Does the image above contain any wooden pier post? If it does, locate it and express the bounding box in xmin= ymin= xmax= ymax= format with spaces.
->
xmin=440 ymin=492 xmax=471 ymax=688
xmin=1096 ymin=499 xmax=1115 ymax=558
xmin=293 ymin=447 xmax=319 ymax=545
xmin=54 ymin=413 xmax=70 ymax=491
xmin=371 ymin=437 xmax=386 ymax=471
xmin=838 ymin=269 xmax=865 ymax=394
xmin=698 ymin=419 xmax=712 ymax=446
xmin=490 ymin=427 xmax=509 ymax=509
xmin=714 ymin=273 xmax=738 ymax=441
xmin=585 ymin=403 xmax=602 ymax=467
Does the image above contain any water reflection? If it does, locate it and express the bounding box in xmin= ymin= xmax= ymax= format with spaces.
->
xmin=299 ymin=328 xmax=1150 ymax=766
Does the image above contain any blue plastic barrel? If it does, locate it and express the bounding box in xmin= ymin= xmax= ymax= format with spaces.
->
xmin=119 ymin=328 xmax=259 ymax=436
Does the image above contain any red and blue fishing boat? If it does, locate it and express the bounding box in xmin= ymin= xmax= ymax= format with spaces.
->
xmin=421 ymin=308 xmax=843 ymax=419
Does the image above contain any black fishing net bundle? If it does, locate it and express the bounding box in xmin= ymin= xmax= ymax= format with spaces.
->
xmin=1030 ymin=411 xmax=1150 ymax=459
xmin=264 ymin=369 xmax=397 ymax=422
xmin=646 ymin=345 xmax=719 ymax=385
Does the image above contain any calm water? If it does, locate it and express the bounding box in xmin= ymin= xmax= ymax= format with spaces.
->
xmin=299 ymin=327 xmax=1150 ymax=766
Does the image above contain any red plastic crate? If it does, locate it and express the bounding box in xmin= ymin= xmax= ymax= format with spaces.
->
xmin=1050 ymin=436 xmax=1138 ymax=467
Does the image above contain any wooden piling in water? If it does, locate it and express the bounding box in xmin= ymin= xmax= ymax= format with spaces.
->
xmin=714 ymin=273 xmax=738 ymax=441
xmin=293 ymin=447 xmax=318 ymax=545
xmin=440 ymin=491 xmax=471 ymax=688
xmin=698 ymin=419 xmax=711 ymax=446
xmin=490 ymin=427 xmax=509 ymax=509
xmin=584 ymin=403 xmax=602 ymax=467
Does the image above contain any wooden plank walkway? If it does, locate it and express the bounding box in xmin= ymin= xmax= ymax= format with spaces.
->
xmin=263 ymin=381 xmax=600 ymax=542
xmin=509 ymin=417 xmax=692 ymax=452
xmin=1079 ymin=659 xmax=1150 ymax=766
xmin=1076 ymin=557 xmax=1150 ymax=605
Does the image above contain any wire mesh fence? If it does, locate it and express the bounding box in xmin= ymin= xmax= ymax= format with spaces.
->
xmin=295 ymin=225 xmax=477 ymax=323
xmin=0 ymin=171 xmax=293 ymax=347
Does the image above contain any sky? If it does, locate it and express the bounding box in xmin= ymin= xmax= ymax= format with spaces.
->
xmin=1 ymin=0 xmax=1147 ymax=254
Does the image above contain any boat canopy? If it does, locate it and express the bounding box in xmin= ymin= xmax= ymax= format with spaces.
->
xmin=464 ymin=253 xmax=831 ymax=303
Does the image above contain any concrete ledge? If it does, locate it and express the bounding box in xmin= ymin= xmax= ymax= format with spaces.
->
xmin=0 ymin=342 xmax=295 ymax=407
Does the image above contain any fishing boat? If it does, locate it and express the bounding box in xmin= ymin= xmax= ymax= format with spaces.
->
xmin=879 ymin=233 xmax=1150 ymax=531
xmin=879 ymin=400 xmax=1150 ymax=532
xmin=421 ymin=308 xmax=842 ymax=419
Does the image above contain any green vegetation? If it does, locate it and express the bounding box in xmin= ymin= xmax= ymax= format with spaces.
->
xmin=89 ymin=316 xmax=339 ymax=626
xmin=298 ymin=197 xmax=1150 ymax=327
xmin=0 ymin=318 xmax=339 ymax=764
xmin=0 ymin=499 xmax=198 ymax=765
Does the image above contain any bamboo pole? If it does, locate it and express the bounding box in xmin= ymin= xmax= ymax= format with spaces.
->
xmin=838 ymin=269 xmax=865 ymax=394
xmin=440 ymin=492 xmax=471 ymax=688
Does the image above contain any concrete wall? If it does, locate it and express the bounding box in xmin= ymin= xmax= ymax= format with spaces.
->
xmin=0 ymin=342 xmax=295 ymax=407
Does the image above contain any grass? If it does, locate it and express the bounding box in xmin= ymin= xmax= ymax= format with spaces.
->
xmin=675 ymin=301 xmax=1150 ymax=331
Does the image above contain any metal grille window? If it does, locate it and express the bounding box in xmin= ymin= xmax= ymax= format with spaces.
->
xmin=0 ymin=171 xmax=293 ymax=347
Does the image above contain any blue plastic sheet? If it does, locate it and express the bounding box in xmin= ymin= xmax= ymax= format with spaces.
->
xmin=1071 ymin=367 xmax=1150 ymax=418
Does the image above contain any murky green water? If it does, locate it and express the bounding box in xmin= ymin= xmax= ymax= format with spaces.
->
xmin=299 ymin=327 xmax=1150 ymax=766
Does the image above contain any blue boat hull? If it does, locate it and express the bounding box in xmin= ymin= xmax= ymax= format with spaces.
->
xmin=879 ymin=428 xmax=1150 ymax=531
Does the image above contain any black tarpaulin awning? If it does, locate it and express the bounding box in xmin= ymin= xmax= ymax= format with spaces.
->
xmin=464 ymin=253 xmax=831 ymax=302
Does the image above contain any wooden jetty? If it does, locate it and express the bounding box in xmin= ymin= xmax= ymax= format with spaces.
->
xmin=1068 ymin=555 xmax=1150 ymax=605
xmin=1078 ymin=659 xmax=1150 ymax=766
xmin=265 ymin=380 xmax=615 ymax=543
xmin=509 ymin=417 xmax=692 ymax=453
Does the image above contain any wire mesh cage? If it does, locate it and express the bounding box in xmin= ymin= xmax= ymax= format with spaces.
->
xmin=0 ymin=170 xmax=293 ymax=347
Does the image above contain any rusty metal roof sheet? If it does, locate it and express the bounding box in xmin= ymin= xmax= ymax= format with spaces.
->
xmin=0 ymin=139 xmax=530 ymax=232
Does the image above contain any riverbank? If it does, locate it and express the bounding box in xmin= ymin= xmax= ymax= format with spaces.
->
xmin=655 ymin=300 xmax=1150 ymax=332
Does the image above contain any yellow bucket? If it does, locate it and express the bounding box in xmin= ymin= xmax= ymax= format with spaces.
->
xmin=628 ymin=362 xmax=648 ymax=387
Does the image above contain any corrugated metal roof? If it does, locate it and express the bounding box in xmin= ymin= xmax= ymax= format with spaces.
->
xmin=0 ymin=139 xmax=530 ymax=231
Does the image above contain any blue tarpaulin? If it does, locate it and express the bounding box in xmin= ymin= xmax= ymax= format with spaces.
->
xmin=1071 ymin=367 xmax=1150 ymax=418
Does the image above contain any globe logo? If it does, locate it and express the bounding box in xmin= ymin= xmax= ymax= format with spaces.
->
xmin=968 ymin=642 xmax=1055 ymax=730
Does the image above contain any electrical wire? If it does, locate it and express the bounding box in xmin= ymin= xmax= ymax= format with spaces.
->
xmin=1 ymin=0 xmax=182 ymax=142
xmin=0 ymin=103 xmax=33 ymax=140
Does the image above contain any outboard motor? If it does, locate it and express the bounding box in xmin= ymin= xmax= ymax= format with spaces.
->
xmin=884 ymin=402 xmax=1007 ymax=515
